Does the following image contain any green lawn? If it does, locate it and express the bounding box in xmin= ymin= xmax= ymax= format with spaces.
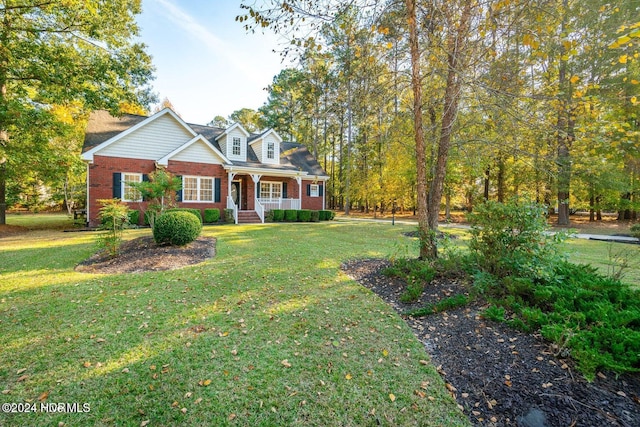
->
xmin=0 ymin=218 xmax=468 ymax=427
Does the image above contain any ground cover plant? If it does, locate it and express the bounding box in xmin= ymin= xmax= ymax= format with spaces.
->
xmin=0 ymin=216 xmax=468 ymax=427
xmin=386 ymin=200 xmax=640 ymax=380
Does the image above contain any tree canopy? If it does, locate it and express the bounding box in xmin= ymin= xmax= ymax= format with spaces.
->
xmin=0 ymin=0 xmax=155 ymax=223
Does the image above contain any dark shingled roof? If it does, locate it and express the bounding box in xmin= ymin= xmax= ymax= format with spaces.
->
xmin=83 ymin=110 xmax=329 ymax=178
xmin=82 ymin=110 xmax=147 ymax=153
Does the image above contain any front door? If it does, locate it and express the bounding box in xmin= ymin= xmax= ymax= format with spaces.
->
xmin=231 ymin=181 xmax=241 ymax=209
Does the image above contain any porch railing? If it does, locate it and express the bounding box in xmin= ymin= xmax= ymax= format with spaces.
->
xmin=257 ymin=198 xmax=301 ymax=211
xmin=254 ymin=198 xmax=265 ymax=223
xmin=226 ymin=195 xmax=238 ymax=224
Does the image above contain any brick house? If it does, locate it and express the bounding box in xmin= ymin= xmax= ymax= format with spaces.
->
xmin=81 ymin=108 xmax=329 ymax=226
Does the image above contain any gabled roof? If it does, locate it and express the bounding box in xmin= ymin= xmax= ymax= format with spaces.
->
xmin=248 ymin=128 xmax=283 ymax=145
xmin=81 ymin=108 xmax=196 ymax=161
xmin=82 ymin=109 xmax=329 ymax=178
xmin=282 ymin=142 xmax=328 ymax=178
xmin=82 ymin=110 xmax=147 ymax=153
xmin=214 ymin=122 xmax=250 ymax=140
xmin=157 ymin=135 xmax=231 ymax=166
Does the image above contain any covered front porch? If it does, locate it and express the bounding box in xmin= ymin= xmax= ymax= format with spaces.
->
xmin=224 ymin=166 xmax=313 ymax=224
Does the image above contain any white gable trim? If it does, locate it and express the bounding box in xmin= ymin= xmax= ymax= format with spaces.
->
xmin=81 ymin=108 xmax=196 ymax=163
xmin=249 ymin=128 xmax=283 ymax=145
xmin=157 ymin=135 xmax=231 ymax=166
xmin=215 ymin=122 xmax=250 ymax=140
xmin=223 ymin=165 xmax=308 ymax=179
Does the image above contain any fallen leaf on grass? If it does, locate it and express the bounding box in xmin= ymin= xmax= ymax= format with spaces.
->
xmin=17 ymin=368 xmax=27 ymax=375
xmin=171 ymin=401 xmax=179 ymax=408
xmin=17 ymin=375 xmax=28 ymax=382
xmin=180 ymin=408 xmax=187 ymax=414
xmin=1 ymin=390 xmax=10 ymax=395
xmin=281 ymin=360 xmax=292 ymax=368
xmin=38 ymin=391 xmax=49 ymax=401
xmin=96 ymin=338 xmax=106 ymax=343
xmin=198 ymin=379 xmax=212 ymax=387
xmin=419 ymin=360 xmax=428 ymax=365
xmin=345 ymin=374 xmax=352 ymax=380
xmin=228 ymin=413 xmax=237 ymax=420
xmin=83 ymin=361 xmax=92 ymax=368
xmin=140 ymin=421 xmax=150 ymax=427
xmin=389 ymin=393 xmax=396 ymax=402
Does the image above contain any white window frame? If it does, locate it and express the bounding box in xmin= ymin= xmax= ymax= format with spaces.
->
xmin=310 ymin=184 xmax=319 ymax=197
xmin=266 ymin=141 xmax=275 ymax=160
xmin=260 ymin=181 xmax=282 ymax=201
xmin=232 ymin=137 xmax=242 ymax=156
xmin=122 ymin=173 xmax=143 ymax=202
xmin=182 ymin=176 xmax=215 ymax=203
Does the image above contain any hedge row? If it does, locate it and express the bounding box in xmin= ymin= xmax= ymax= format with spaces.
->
xmin=267 ymin=209 xmax=334 ymax=222
xmin=127 ymin=208 xmax=223 ymax=225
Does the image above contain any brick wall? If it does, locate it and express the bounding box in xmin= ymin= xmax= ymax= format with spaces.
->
xmin=301 ymin=179 xmax=325 ymax=211
xmin=87 ymin=156 xmax=227 ymax=226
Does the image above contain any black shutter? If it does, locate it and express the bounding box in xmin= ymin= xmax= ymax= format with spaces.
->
xmin=214 ymin=178 xmax=221 ymax=203
xmin=282 ymin=182 xmax=287 ymax=199
xmin=257 ymin=182 xmax=261 ymax=198
xmin=142 ymin=174 xmax=150 ymax=200
xmin=319 ymin=184 xmax=323 ymax=196
xmin=113 ymin=173 xmax=122 ymax=198
xmin=176 ymin=175 xmax=182 ymax=202
xmin=306 ymin=184 xmax=311 ymax=196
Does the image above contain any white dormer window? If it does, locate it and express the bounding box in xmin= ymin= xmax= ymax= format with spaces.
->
xmin=232 ymin=137 xmax=241 ymax=156
xmin=267 ymin=141 xmax=275 ymax=160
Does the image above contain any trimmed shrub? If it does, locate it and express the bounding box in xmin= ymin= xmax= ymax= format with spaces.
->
xmin=272 ymin=209 xmax=285 ymax=222
xmin=310 ymin=210 xmax=320 ymax=222
xmin=297 ymin=209 xmax=312 ymax=222
xmin=631 ymin=223 xmax=640 ymax=240
xmin=319 ymin=210 xmax=335 ymax=220
xmin=153 ymin=211 xmax=202 ymax=246
xmin=127 ymin=210 xmax=140 ymax=226
xmin=165 ymin=207 xmax=202 ymax=223
xmin=204 ymin=208 xmax=220 ymax=223
xmin=224 ymin=208 xmax=235 ymax=223
xmin=284 ymin=209 xmax=298 ymax=222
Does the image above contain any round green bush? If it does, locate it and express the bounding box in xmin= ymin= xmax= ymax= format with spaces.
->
xmin=153 ymin=211 xmax=202 ymax=246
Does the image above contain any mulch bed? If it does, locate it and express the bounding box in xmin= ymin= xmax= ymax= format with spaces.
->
xmin=341 ymin=259 xmax=640 ymax=427
xmin=75 ymin=236 xmax=216 ymax=274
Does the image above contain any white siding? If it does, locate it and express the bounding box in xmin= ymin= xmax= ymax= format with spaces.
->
xmin=253 ymin=140 xmax=263 ymax=162
xmin=171 ymin=140 xmax=225 ymax=164
xmin=225 ymin=129 xmax=247 ymax=161
xmin=263 ymin=134 xmax=279 ymax=165
xmin=98 ymin=114 xmax=194 ymax=160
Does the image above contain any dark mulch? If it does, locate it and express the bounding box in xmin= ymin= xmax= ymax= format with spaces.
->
xmin=341 ymin=259 xmax=640 ymax=427
xmin=75 ymin=236 xmax=216 ymax=274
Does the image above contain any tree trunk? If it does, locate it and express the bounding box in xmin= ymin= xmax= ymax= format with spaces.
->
xmin=556 ymin=0 xmax=572 ymax=226
xmin=405 ymin=0 xmax=429 ymax=259
xmin=497 ymin=157 xmax=505 ymax=203
xmin=484 ymin=166 xmax=490 ymax=200
xmin=425 ymin=1 xmax=473 ymax=258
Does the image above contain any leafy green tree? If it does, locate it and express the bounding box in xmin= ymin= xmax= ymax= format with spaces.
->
xmin=129 ymin=169 xmax=181 ymax=229
xmin=0 ymin=0 xmax=155 ymax=224
xmin=207 ymin=115 xmax=230 ymax=128
xmin=229 ymin=108 xmax=262 ymax=132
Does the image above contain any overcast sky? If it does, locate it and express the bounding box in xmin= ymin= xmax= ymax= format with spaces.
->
xmin=137 ymin=0 xmax=291 ymax=125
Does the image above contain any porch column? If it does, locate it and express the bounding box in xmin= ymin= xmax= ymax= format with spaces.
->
xmin=227 ymin=171 xmax=237 ymax=203
xmin=250 ymin=174 xmax=262 ymax=201
xmin=295 ymin=176 xmax=302 ymax=209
